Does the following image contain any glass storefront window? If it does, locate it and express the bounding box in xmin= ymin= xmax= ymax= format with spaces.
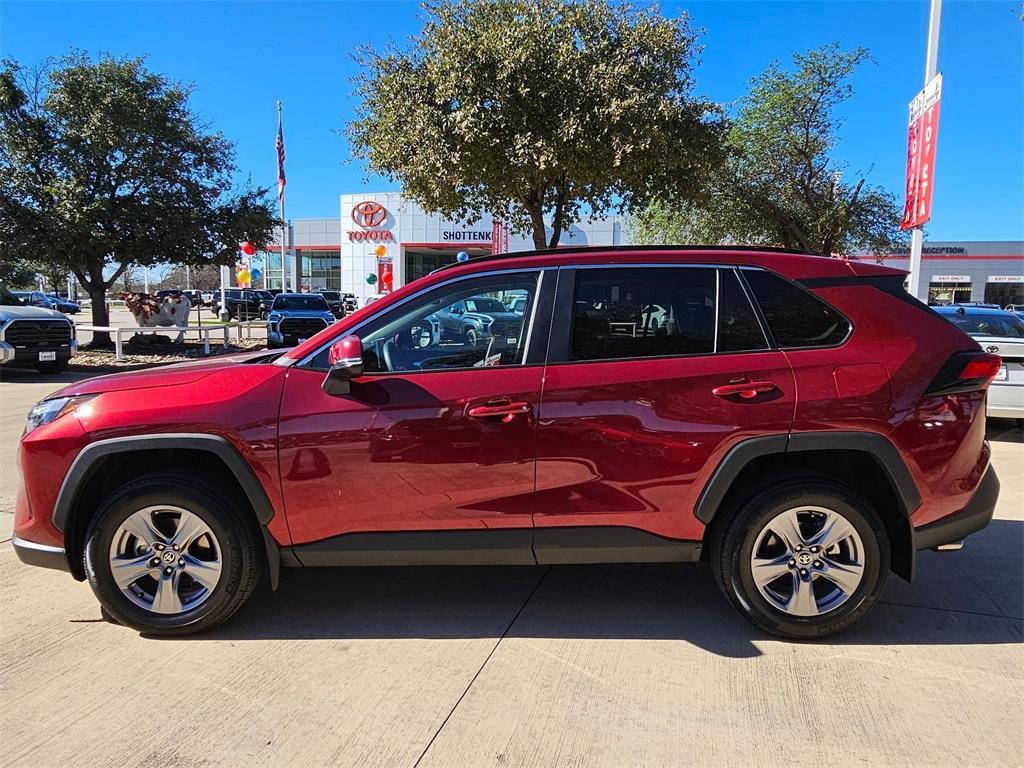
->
xmin=928 ymin=282 xmax=972 ymax=306
xmin=257 ymin=250 xmax=340 ymax=291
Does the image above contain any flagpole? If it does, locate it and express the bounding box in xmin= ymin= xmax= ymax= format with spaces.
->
xmin=277 ymin=100 xmax=287 ymax=293
xmin=907 ymin=0 xmax=942 ymax=302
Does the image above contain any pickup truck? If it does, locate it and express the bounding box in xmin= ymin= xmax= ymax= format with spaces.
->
xmin=1 ymin=285 xmax=77 ymax=373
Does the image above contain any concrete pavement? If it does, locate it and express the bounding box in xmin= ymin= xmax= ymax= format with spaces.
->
xmin=1 ymin=371 xmax=1021 ymax=768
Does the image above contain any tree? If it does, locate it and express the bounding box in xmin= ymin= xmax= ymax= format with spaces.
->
xmin=161 ymin=263 xmax=222 ymax=291
xmin=349 ymin=0 xmax=726 ymax=249
xmin=0 ymin=54 xmax=277 ymax=345
xmin=0 ymin=255 xmax=37 ymax=288
xmin=634 ymin=44 xmax=907 ymax=257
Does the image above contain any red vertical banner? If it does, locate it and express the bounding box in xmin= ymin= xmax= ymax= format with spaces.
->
xmin=901 ymin=74 xmax=943 ymax=230
xmin=491 ymin=218 xmax=509 ymax=253
xmin=377 ymin=258 xmax=393 ymax=292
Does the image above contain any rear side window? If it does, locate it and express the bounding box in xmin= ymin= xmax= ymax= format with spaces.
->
xmin=571 ymin=268 xmax=716 ymax=361
xmin=718 ymin=269 xmax=769 ymax=352
xmin=743 ymin=269 xmax=851 ymax=348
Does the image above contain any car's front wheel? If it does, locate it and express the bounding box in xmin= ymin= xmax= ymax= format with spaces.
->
xmin=84 ymin=472 xmax=263 ymax=636
xmin=711 ymin=477 xmax=889 ymax=638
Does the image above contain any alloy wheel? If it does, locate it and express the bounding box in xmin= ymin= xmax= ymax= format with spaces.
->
xmin=749 ymin=505 xmax=866 ymax=617
xmin=108 ymin=505 xmax=223 ymax=615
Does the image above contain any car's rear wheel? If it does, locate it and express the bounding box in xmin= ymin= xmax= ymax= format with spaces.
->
xmin=84 ymin=473 xmax=263 ymax=636
xmin=711 ymin=477 xmax=889 ymax=638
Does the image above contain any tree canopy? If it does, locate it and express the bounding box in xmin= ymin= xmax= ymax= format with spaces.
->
xmin=0 ymin=53 xmax=276 ymax=340
xmin=634 ymin=44 xmax=906 ymax=257
xmin=349 ymin=0 xmax=726 ymax=249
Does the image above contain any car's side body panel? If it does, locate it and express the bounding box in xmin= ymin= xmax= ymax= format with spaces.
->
xmin=277 ymin=364 xmax=544 ymax=544
xmin=533 ymin=352 xmax=796 ymax=541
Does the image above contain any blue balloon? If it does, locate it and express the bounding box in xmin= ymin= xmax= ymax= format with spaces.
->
xmin=456 ymin=251 xmax=470 ymax=262
xmin=250 ymin=268 xmax=262 ymax=281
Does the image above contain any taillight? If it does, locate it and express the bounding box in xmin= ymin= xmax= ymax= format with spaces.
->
xmin=960 ymin=354 xmax=1002 ymax=382
xmin=926 ymin=351 xmax=1003 ymax=396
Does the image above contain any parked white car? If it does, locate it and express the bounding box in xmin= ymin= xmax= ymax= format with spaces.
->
xmin=936 ymin=305 xmax=1024 ymax=421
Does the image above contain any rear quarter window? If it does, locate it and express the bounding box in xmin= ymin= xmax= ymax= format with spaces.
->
xmin=743 ymin=269 xmax=851 ymax=348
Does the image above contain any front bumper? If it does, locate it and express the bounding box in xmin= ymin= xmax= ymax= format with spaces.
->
xmin=12 ymin=535 xmax=70 ymax=572
xmin=0 ymin=343 xmax=75 ymax=365
xmin=913 ymin=465 xmax=1000 ymax=551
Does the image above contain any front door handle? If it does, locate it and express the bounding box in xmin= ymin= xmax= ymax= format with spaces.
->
xmin=467 ymin=400 xmax=533 ymax=422
xmin=712 ymin=380 xmax=778 ymax=400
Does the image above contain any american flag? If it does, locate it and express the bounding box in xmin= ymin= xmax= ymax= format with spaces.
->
xmin=276 ymin=106 xmax=286 ymax=201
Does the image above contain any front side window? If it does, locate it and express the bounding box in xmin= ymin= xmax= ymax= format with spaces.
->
xmin=743 ymin=269 xmax=851 ymax=348
xmin=310 ymin=272 xmax=540 ymax=373
xmin=570 ymin=268 xmax=716 ymax=361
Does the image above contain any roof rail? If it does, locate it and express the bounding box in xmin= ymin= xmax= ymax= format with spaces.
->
xmin=433 ymin=244 xmax=824 ymax=272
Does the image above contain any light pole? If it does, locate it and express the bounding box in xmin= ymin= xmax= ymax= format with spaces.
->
xmin=907 ymin=0 xmax=942 ymax=301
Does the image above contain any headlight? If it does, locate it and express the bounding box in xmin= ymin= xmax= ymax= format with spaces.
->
xmin=267 ymin=312 xmax=282 ymax=323
xmin=25 ymin=395 xmax=96 ymax=435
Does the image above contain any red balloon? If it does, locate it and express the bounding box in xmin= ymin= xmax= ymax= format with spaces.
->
xmin=240 ymin=241 xmax=256 ymax=256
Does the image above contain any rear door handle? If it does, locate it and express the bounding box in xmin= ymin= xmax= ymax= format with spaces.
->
xmin=467 ymin=400 xmax=533 ymax=421
xmin=712 ymin=380 xmax=778 ymax=400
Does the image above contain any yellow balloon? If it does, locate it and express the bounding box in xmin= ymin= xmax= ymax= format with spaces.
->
xmin=237 ymin=269 xmax=251 ymax=283
xmin=374 ymin=244 xmax=388 ymax=257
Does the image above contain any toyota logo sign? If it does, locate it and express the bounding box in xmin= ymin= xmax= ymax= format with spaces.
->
xmin=986 ymin=346 xmax=1000 ymax=353
xmin=352 ymin=201 xmax=387 ymax=228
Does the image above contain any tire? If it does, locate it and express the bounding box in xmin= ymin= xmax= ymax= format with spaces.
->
xmin=710 ymin=475 xmax=889 ymax=639
xmin=34 ymin=359 xmax=68 ymax=374
xmin=83 ymin=472 xmax=264 ymax=636
xmin=465 ymin=327 xmax=478 ymax=347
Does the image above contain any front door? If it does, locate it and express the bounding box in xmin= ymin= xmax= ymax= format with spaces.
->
xmin=534 ymin=266 xmax=796 ymax=551
xmin=278 ymin=269 xmax=551 ymax=556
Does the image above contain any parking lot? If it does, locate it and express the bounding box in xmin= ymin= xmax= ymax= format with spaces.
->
xmin=1 ymin=369 xmax=1021 ymax=768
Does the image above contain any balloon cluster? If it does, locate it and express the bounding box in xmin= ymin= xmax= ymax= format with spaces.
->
xmin=237 ymin=242 xmax=262 ymax=286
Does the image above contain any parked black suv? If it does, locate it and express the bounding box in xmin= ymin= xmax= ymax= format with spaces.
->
xmin=318 ymin=290 xmax=346 ymax=318
xmin=212 ymin=288 xmax=263 ymax=320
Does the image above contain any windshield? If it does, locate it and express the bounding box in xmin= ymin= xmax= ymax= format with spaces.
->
xmin=465 ymin=297 xmax=507 ymax=313
xmin=320 ymin=291 xmax=340 ymax=300
xmin=1 ymin=286 xmax=26 ymax=306
xmin=273 ymin=294 xmax=329 ymax=311
xmin=943 ymin=311 xmax=1024 ymax=338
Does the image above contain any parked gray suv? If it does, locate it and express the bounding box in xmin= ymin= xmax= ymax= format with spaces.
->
xmin=1 ymin=286 xmax=77 ymax=373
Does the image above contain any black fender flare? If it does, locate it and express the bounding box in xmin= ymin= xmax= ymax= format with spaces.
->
xmin=54 ymin=433 xmax=282 ymax=589
xmin=694 ymin=431 xmax=922 ymax=525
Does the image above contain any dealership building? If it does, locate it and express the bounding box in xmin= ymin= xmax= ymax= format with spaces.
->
xmin=259 ymin=192 xmax=626 ymax=299
xmin=257 ymin=192 xmax=1021 ymax=307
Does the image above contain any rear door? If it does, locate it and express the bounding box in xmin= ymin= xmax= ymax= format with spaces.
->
xmin=533 ymin=265 xmax=796 ymax=551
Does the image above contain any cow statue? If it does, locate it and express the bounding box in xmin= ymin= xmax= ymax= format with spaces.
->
xmin=123 ymin=292 xmax=192 ymax=343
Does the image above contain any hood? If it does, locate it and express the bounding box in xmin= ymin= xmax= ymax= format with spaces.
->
xmin=270 ymin=309 xmax=334 ymax=319
xmin=467 ymin=311 xmax=520 ymax=322
xmin=52 ymin=349 xmax=280 ymax=397
xmin=0 ymin=305 xmax=72 ymax=321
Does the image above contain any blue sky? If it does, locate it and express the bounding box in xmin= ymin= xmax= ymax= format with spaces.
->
xmin=2 ymin=0 xmax=1022 ymax=241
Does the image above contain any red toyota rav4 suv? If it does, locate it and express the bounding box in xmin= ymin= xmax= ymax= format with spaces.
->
xmin=14 ymin=247 xmax=1001 ymax=638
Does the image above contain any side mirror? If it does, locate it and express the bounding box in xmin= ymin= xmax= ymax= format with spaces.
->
xmin=322 ymin=335 xmax=364 ymax=396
